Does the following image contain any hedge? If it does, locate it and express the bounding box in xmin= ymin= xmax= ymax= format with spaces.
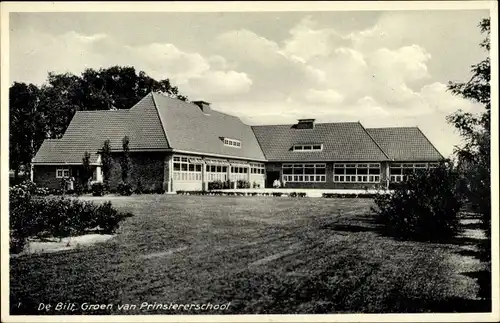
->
xmin=9 ymin=182 xmax=133 ymax=254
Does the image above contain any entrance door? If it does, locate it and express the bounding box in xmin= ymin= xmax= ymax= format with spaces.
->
xmin=266 ymin=171 xmax=280 ymax=188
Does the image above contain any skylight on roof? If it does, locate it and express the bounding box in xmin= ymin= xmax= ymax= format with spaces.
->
xmin=292 ymin=144 xmax=323 ymax=152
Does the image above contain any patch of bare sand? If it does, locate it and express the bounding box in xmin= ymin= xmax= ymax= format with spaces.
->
xmin=19 ymin=234 xmax=115 ymax=255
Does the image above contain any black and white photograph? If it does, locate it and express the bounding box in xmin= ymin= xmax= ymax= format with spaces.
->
xmin=1 ymin=1 xmax=498 ymax=322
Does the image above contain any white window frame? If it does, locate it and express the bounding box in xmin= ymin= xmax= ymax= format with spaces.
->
xmin=389 ymin=162 xmax=436 ymax=182
xmin=292 ymin=144 xmax=323 ymax=152
xmin=282 ymin=163 xmax=326 ymax=182
xmin=333 ymin=163 xmax=381 ymax=183
xmin=56 ymin=168 xmax=70 ymax=178
xmin=173 ymin=155 xmax=203 ymax=181
xmin=223 ymin=138 xmax=242 ymax=148
xmin=250 ymin=163 xmax=266 ymax=175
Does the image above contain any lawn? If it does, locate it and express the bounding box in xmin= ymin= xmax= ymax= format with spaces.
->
xmin=9 ymin=195 xmax=488 ymax=315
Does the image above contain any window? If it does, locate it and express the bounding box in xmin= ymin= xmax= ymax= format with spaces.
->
xmin=292 ymin=144 xmax=323 ymax=152
xmin=389 ymin=163 xmax=437 ymax=182
xmin=282 ymin=164 xmax=326 ymax=182
xmin=333 ymin=163 xmax=380 ymax=183
xmin=173 ymin=155 xmax=202 ymax=181
xmin=250 ymin=163 xmax=265 ymax=175
xmin=56 ymin=168 xmax=70 ymax=178
xmin=223 ymin=138 xmax=241 ymax=148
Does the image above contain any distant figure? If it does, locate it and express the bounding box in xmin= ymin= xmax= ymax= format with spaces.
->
xmin=282 ymin=179 xmax=286 ymax=188
xmin=272 ymin=179 xmax=279 ymax=188
xmin=68 ymin=177 xmax=75 ymax=191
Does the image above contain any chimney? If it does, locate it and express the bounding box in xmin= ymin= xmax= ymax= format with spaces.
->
xmin=192 ymin=100 xmax=211 ymax=114
xmin=296 ymin=118 xmax=316 ymax=129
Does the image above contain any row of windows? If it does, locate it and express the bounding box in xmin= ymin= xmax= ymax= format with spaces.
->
xmin=389 ymin=163 xmax=439 ymax=182
xmin=292 ymin=144 xmax=323 ymax=152
xmin=223 ymin=138 xmax=241 ymax=148
xmin=333 ymin=163 xmax=380 ymax=182
xmin=283 ymin=175 xmax=327 ymax=182
xmin=282 ymin=164 xmax=326 ymax=182
xmin=250 ymin=163 xmax=265 ymax=175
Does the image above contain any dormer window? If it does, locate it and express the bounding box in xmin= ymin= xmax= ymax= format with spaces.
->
xmin=223 ymin=138 xmax=241 ymax=148
xmin=293 ymin=144 xmax=323 ymax=151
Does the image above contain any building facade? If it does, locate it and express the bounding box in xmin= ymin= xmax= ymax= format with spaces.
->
xmin=32 ymin=92 xmax=443 ymax=191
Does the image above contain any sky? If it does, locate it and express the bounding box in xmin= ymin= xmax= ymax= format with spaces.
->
xmin=9 ymin=9 xmax=490 ymax=158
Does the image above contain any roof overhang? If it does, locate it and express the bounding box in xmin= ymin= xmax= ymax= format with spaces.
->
xmin=32 ymin=162 xmax=101 ymax=166
xmin=170 ymin=149 xmax=267 ymax=162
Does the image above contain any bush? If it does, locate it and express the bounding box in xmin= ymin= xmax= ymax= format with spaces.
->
xmin=9 ymin=194 xmax=133 ymax=253
xmin=237 ymin=180 xmax=251 ymax=189
xmin=371 ymin=162 xmax=463 ymax=241
xmin=73 ymin=181 xmax=84 ymax=196
xmin=91 ymin=182 xmax=105 ymax=196
xmin=135 ymin=179 xmax=144 ymax=194
xmin=208 ymin=180 xmax=225 ymax=190
xmin=117 ymin=182 xmax=133 ymax=196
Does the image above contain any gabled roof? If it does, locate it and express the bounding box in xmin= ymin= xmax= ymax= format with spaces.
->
xmin=251 ymin=122 xmax=390 ymax=162
xmin=365 ymin=127 xmax=443 ymax=161
xmin=32 ymin=94 xmax=170 ymax=164
xmin=33 ymin=92 xmax=266 ymax=164
xmin=152 ymin=92 xmax=266 ymax=161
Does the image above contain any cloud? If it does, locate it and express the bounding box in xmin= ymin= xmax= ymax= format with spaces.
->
xmin=183 ymin=70 xmax=253 ymax=98
xmin=303 ymin=89 xmax=344 ymax=105
xmin=283 ymin=15 xmax=351 ymax=62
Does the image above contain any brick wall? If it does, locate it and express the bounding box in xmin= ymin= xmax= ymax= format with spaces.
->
xmin=33 ymin=165 xmax=81 ymax=189
xmin=108 ymin=152 xmax=166 ymax=191
xmin=33 ymin=165 xmax=60 ymax=188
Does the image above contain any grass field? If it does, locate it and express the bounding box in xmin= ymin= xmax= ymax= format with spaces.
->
xmin=9 ymin=195 xmax=489 ymax=315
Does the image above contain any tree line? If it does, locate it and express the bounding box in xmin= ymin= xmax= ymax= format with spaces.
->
xmin=9 ymin=66 xmax=187 ymax=179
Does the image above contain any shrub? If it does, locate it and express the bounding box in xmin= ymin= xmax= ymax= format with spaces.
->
xmin=371 ymin=162 xmax=463 ymax=241
xmin=96 ymin=201 xmax=126 ymax=233
xmin=237 ymin=180 xmax=251 ymax=189
xmin=135 ymin=179 xmax=144 ymax=194
xmin=208 ymin=180 xmax=225 ymax=190
xmin=92 ymin=182 xmax=105 ymax=196
xmin=73 ymin=181 xmax=84 ymax=196
xmin=9 ymin=194 xmax=133 ymax=253
xmin=117 ymin=182 xmax=133 ymax=196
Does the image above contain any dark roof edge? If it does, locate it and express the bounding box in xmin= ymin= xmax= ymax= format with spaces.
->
xmin=251 ymin=121 xmax=360 ymax=128
xmin=250 ymin=127 xmax=269 ymax=160
xmin=151 ymin=92 xmax=171 ymax=149
xmin=416 ymin=127 xmax=445 ymax=159
xmin=358 ymin=122 xmax=392 ymax=161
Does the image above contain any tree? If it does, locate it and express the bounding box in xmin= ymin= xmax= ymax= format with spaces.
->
xmin=9 ymin=82 xmax=46 ymax=180
xmin=446 ymin=17 xmax=490 ymax=254
xmin=120 ymin=136 xmax=131 ymax=183
xmin=81 ymin=151 xmax=93 ymax=189
xmin=446 ymin=17 xmax=491 ymax=300
xmin=101 ymin=140 xmax=113 ymax=188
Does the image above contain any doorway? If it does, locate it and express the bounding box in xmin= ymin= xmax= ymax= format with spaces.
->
xmin=266 ymin=171 xmax=280 ymax=188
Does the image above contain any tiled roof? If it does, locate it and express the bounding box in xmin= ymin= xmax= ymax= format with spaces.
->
xmin=251 ymin=122 xmax=390 ymax=162
xmin=33 ymin=92 xmax=443 ymax=165
xmin=152 ymin=93 xmax=266 ymax=161
xmin=33 ymin=92 xmax=266 ymax=164
xmin=366 ymin=127 xmax=443 ymax=161
xmin=32 ymin=94 xmax=169 ymax=164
